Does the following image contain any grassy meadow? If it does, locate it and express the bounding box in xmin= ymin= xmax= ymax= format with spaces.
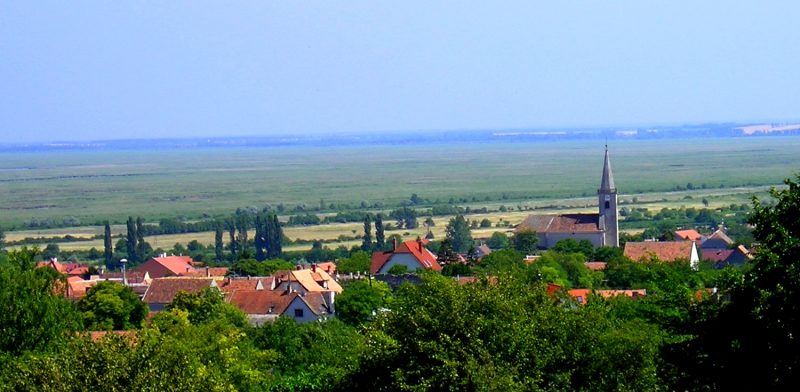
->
xmin=1 ymin=136 xmax=798 ymax=251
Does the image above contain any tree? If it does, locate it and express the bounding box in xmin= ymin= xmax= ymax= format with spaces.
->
xmin=135 ymin=217 xmax=147 ymax=261
xmin=480 ymin=218 xmax=492 ymax=228
xmin=265 ymin=213 xmax=283 ymax=259
xmin=103 ymin=221 xmax=113 ymax=267
xmin=386 ymin=264 xmax=408 ymax=275
xmin=214 ymin=221 xmax=224 ymax=263
xmin=254 ymin=213 xmax=266 ymax=261
xmin=513 ymin=229 xmax=538 ymax=254
xmin=336 ymin=280 xmax=392 ymax=325
xmin=362 ymin=215 xmax=372 ymax=251
xmin=78 ymin=281 xmax=147 ymax=330
xmin=375 ymin=214 xmax=386 ymax=250
xmin=227 ymin=218 xmax=237 ymax=257
xmin=445 ymin=214 xmax=473 ymax=253
xmin=337 ymin=251 xmax=372 ymax=274
xmin=436 ymin=238 xmax=460 ymax=266
xmin=42 ymin=243 xmax=60 ymax=260
xmin=552 ymin=238 xmax=595 ymax=259
xmin=0 ymin=247 xmax=82 ymax=356
xmin=126 ymin=216 xmax=138 ymax=263
xmin=487 ymin=232 xmax=510 ymax=249
xmin=236 ymin=213 xmax=249 ymax=256
xmin=0 ymin=227 xmax=5 ymax=251
xmin=167 ymin=287 xmax=247 ymax=327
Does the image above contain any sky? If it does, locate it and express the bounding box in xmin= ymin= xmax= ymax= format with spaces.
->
xmin=1 ymin=1 xmax=799 ymax=143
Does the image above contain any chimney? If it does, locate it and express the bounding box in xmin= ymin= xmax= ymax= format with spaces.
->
xmin=296 ymin=265 xmax=302 ymax=271
xmin=205 ymin=266 xmax=210 ymax=277
xmin=392 ymin=238 xmax=397 ymax=251
xmin=312 ymin=263 xmax=317 ymax=272
xmin=417 ymin=237 xmax=423 ymax=252
xmin=324 ymin=291 xmax=335 ymax=314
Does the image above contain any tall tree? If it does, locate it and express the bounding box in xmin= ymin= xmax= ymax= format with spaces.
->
xmin=236 ymin=214 xmax=249 ymax=256
xmin=125 ymin=216 xmax=137 ymax=263
xmin=214 ymin=221 xmax=224 ymax=263
xmin=445 ymin=214 xmax=473 ymax=253
xmin=375 ymin=214 xmax=385 ymax=250
xmin=0 ymin=226 xmax=5 ymax=251
xmin=103 ymin=221 xmax=113 ymax=267
xmin=135 ymin=217 xmax=147 ymax=261
xmin=227 ymin=218 xmax=237 ymax=257
xmin=265 ymin=213 xmax=283 ymax=259
xmin=254 ymin=213 xmax=266 ymax=262
xmin=513 ymin=229 xmax=539 ymax=255
xmin=362 ymin=215 xmax=373 ymax=251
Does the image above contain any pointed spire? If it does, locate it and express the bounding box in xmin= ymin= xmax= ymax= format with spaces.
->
xmin=599 ymin=145 xmax=615 ymax=192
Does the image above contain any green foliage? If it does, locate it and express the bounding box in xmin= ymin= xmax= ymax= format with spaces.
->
xmin=361 ymin=215 xmax=372 ymax=251
xmin=0 ymin=247 xmax=82 ymax=356
xmin=386 ymin=264 xmax=408 ymax=275
xmin=78 ymin=281 xmax=147 ymax=331
xmin=441 ymin=262 xmax=472 ymax=277
xmin=336 ymin=279 xmax=392 ymax=326
xmin=231 ymin=258 xmax=294 ymax=277
xmin=445 ymin=214 xmax=473 ymax=253
xmin=486 ymin=231 xmax=510 ymax=249
xmin=166 ymin=288 xmax=247 ymax=327
xmin=478 ymin=248 xmax=526 ymax=273
xmin=336 ymin=251 xmax=371 ymax=274
xmin=513 ymin=229 xmax=538 ymax=254
xmin=552 ymin=238 xmax=595 ymax=259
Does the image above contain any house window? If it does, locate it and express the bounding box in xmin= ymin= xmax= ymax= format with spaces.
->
xmin=294 ymin=309 xmax=304 ymax=318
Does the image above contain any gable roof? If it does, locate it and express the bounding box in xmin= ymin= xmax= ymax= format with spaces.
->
xmin=624 ymin=241 xmax=696 ymax=262
xmin=705 ymin=229 xmax=734 ymax=245
xmin=182 ymin=267 xmax=230 ymax=278
xmin=517 ymin=214 xmax=601 ymax=234
xmin=702 ymin=249 xmax=734 ymax=262
xmin=674 ymin=229 xmax=703 ymax=241
xmin=220 ymin=277 xmax=273 ymax=293
xmin=142 ymin=277 xmax=216 ymax=304
xmin=370 ymin=239 xmax=442 ymax=274
xmin=142 ymin=256 xmax=195 ymax=276
xmin=275 ymin=269 xmax=343 ymax=293
xmin=228 ymin=290 xmax=298 ymax=315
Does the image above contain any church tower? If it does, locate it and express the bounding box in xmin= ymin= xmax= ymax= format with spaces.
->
xmin=598 ymin=146 xmax=619 ymax=247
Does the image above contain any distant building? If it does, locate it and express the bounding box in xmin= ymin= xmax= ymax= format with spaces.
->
xmin=228 ymin=290 xmax=333 ymax=325
xmin=674 ymin=229 xmax=704 ymax=242
xmin=701 ymin=229 xmax=735 ymax=250
xmin=371 ymin=238 xmax=441 ymax=274
xmin=136 ymin=255 xmax=228 ymax=278
xmin=702 ymin=245 xmax=753 ymax=267
xmin=142 ymin=277 xmax=218 ymax=312
xmin=516 ymin=147 xmax=619 ymax=248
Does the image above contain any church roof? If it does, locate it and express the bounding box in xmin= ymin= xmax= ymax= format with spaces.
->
xmin=600 ymin=147 xmax=615 ymax=192
xmin=516 ymin=213 xmax=602 ymax=234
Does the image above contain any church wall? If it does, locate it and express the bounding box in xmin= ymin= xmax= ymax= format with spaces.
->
xmin=539 ymin=232 xmax=605 ymax=249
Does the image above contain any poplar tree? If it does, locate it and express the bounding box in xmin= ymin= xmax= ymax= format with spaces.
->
xmin=214 ymin=221 xmax=224 ymax=263
xmin=103 ymin=221 xmax=113 ymax=266
xmin=362 ymin=216 xmax=373 ymax=251
xmin=254 ymin=213 xmax=266 ymax=261
xmin=135 ymin=217 xmax=147 ymax=261
xmin=126 ymin=216 xmax=137 ymax=263
xmin=227 ymin=218 xmax=237 ymax=257
xmin=375 ymin=214 xmax=385 ymax=250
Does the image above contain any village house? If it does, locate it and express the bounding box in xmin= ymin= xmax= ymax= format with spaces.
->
xmin=227 ymin=289 xmax=334 ymax=325
xmin=371 ymin=238 xmax=441 ymax=274
xmin=516 ymin=147 xmax=619 ymax=249
xmin=701 ymin=229 xmax=735 ymax=250
xmin=273 ymin=266 xmax=343 ymax=294
xmin=674 ymin=229 xmax=704 ymax=242
xmin=623 ymin=241 xmax=700 ymax=269
xmin=141 ymin=277 xmax=218 ymax=312
xmin=702 ymin=245 xmax=753 ymax=267
xmin=136 ymin=254 xmax=228 ymax=278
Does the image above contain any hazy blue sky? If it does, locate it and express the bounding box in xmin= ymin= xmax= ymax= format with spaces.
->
xmin=1 ymin=1 xmax=798 ymax=142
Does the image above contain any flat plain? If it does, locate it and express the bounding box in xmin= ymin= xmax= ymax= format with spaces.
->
xmin=2 ymin=137 xmax=798 ymax=245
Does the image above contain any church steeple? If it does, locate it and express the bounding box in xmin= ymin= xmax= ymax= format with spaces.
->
xmin=598 ymin=146 xmax=619 ymax=247
xmin=599 ymin=145 xmax=615 ymax=192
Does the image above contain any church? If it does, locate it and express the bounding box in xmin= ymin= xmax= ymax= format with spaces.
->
xmin=516 ymin=147 xmax=619 ymax=248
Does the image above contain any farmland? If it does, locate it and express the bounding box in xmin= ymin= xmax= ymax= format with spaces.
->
xmin=2 ymin=136 xmax=796 ymax=251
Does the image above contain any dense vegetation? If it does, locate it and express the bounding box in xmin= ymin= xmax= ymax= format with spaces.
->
xmin=2 ymin=174 xmax=800 ymax=390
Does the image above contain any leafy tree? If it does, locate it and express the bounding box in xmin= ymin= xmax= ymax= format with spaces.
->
xmin=227 ymin=217 xmax=238 ymax=257
xmin=441 ymin=262 xmax=472 ymax=277
xmin=478 ymin=248 xmax=526 ymax=273
xmin=445 ymin=214 xmax=473 ymax=253
xmin=78 ymin=281 xmax=147 ymax=330
xmin=386 ymin=264 xmax=408 ymax=275
xmin=167 ymin=287 xmax=247 ymax=327
xmin=0 ymin=227 xmax=4 ymax=250
xmin=375 ymin=214 xmax=385 ymax=250
xmin=390 ymin=207 xmax=417 ymax=229
xmin=135 ymin=217 xmax=147 ymax=262
xmin=513 ymin=229 xmax=538 ymax=254
xmin=336 ymin=280 xmax=392 ymax=325
xmin=42 ymin=243 xmax=60 ymax=260
xmin=254 ymin=212 xmax=266 ymax=261
xmin=552 ymin=238 xmax=595 ymax=259
xmin=0 ymin=247 xmax=81 ymax=356
xmin=436 ymin=238 xmax=460 ymax=266
xmin=487 ymin=231 xmax=510 ymax=249
xmin=337 ymin=251 xmax=372 ymax=274
xmin=231 ymin=258 xmax=294 ymax=277
xmin=103 ymin=221 xmax=113 ymax=267
xmin=480 ymin=218 xmax=492 ymax=228
xmin=362 ymin=215 xmax=372 ymax=251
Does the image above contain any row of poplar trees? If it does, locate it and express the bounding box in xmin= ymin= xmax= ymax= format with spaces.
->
xmin=216 ymin=212 xmax=283 ymax=262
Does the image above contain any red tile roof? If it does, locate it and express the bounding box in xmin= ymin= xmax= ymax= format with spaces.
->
xmin=624 ymin=241 xmax=696 ymax=262
xmin=702 ymin=249 xmax=734 ymax=262
xmin=228 ymin=290 xmax=297 ymax=315
xmin=316 ymin=262 xmax=337 ymax=274
xmin=706 ymin=229 xmax=734 ymax=245
xmin=219 ymin=277 xmax=273 ymax=293
xmin=142 ymin=278 xmax=216 ymax=304
xmin=674 ymin=229 xmax=703 ymax=241
xmin=568 ymin=288 xmax=646 ymax=304
xmin=144 ymin=256 xmax=195 ymax=276
xmin=370 ymin=239 xmax=442 ymax=274
xmin=517 ymin=213 xmax=601 ymax=234
xmin=584 ymin=262 xmax=608 ymax=271
xmin=182 ymin=267 xmax=230 ymax=277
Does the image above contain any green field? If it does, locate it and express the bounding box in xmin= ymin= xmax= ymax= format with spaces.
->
xmin=1 ymin=137 xmax=799 ymax=230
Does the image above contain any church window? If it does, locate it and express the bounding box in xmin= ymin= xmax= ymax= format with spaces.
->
xmin=605 ymin=201 xmax=610 ymax=209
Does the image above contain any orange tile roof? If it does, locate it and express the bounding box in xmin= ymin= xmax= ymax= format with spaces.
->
xmin=674 ymin=229 xmax=703 ymax=241
xmin=624 ymin=241 xmax=695 ymax=262
xmin=228 ymin=290 xmax=298 ymax=315
xmin=219 ymin=277 xmax=273 ymax=293
xmin=146 ymin=256 xmax=195 ymax=276
xmin=584 ymin=262 xmax=607 ymax=271
xmin=182 ymin=267 xmax=230 ymax=277
xmin=316 ymin=262 xmax=337 ymax=274
xmin=567 ymin=288 xmax=646 ymax=304
xmin=142 ymin=277 xmax=216 ymax=304
xmin=370 ymin=239 xmax=442 ymax=274
xmin=275 ymin=269 xmax=343 ymax=293
xmin=517 ymin=213 xmax=601 ymax=234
